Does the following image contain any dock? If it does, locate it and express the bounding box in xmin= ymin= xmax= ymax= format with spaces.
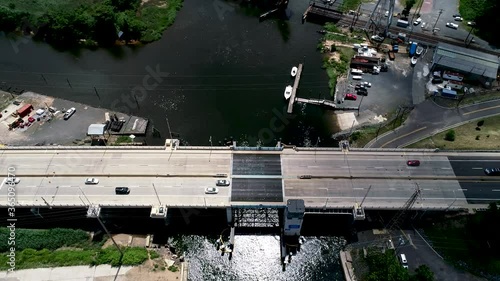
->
xmin=302 ymin=1 xmax=343 ymax=23
xmin=295 ymin=97 xmax=358 ymax=111
xmin=287 ymin=63 xmax=303 ymax=114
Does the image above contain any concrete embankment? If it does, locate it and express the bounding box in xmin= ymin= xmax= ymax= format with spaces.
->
xmin=340 ymin=249 xmax=356 ymax=281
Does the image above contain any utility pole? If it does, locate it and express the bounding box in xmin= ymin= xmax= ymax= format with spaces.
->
xmin=357 ymin=95 xmax=364 ymax=116
xmin=315 ymin=137 xmax=320 ymax=163
xmin=432 ymin=9 xmax=443 ymax=34
xmin=165 ymin=116 xmax=173 ymax=140
xmin=465 ymin=25 xmax=475 ymax=42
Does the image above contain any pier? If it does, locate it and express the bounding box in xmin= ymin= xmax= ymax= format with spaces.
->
xmin=287 ymin=63 xmax=303 ymax=113
xmin=302 ymin=1 xmax=343 ymax=24
xmin=295 ymin=97 xmax=359 ymax=111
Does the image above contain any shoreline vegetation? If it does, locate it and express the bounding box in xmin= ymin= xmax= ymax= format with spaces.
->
xmin=0 ymin=0 xmax=183 ymax=48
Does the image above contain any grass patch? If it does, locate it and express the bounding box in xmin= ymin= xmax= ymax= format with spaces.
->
xmin=407 ymin=115 xmax=500 ymax=150
xmin=340 ymin=0 xmax=363 ymax=12
xmin=115 ymin=135 xmax=133 ymax=144
xmin=458 ymin=0 xmax=486 ymax=21
xmin=322 ymin=46 xmax=355 ymax=97
xmin=350 ymin=107 xmax=412 ymax=147
xmin=0 ymin=246 xmax=149 ymax=270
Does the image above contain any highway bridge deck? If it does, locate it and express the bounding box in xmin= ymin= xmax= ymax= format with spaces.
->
xmin=1 ymin=147 xmax=499 ymax=210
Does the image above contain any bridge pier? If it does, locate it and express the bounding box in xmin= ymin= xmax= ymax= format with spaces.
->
xmin=281 ymin=199 xmax=305 ymax=269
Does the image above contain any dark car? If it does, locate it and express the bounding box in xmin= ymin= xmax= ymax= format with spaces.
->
xmin=432 ymin=77 xmax=443 ymax=84
xmin=407 ymin=160 xmax=420 ymax=166
xmin=484 ymin=168 xmax=500 ymax=176
xmin=357 ymin=89 xmax=368 ymax=96
xmin=115 ymin=187 xmax=130 ymax=194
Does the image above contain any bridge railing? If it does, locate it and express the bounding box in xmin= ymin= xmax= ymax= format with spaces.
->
xmin=349 ymin=148 xmax=436 ymax=152
xmin=0 ymin=146 xmax=165 ymax=150
xmin=295 ymin=147 xmax=341 ymax=151
xmin=177 ymin=146 xmax=231 ymax=150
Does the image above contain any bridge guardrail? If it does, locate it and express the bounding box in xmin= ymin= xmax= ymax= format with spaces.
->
xmin=177 ymin=146 xmax=231 ymax=150
xmin=349 ymin=148 xmax=436 ymax=152
xmin=0 ymin=146 xmax=165 ymax=150
xmin=295 ymin=147 xmax=341 ymax=151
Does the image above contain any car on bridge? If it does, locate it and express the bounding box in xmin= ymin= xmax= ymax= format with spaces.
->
xmin=5 ymin=178 xmax=20 ymax=184
xmin=216 ymin=180 xmax=230 ymax=186
xmin=446 ymin=23 xmax=458 ymax=29
xmin=484 ymin=168 xmax=500 ymax=176
xmin=205 ymin=187 xmax=219 ymax=194
xmin=115 ymin=187 xmax=130 ymax=195
xmin=407 ymin=160 xmax=420 ymax=166
xmin=85 ymin=178 xmax=99 ymax=185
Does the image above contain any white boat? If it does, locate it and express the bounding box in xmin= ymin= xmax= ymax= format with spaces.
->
xmin=411 ymin=56 xmax=417 ymax=66
xmin=291 ymin=66 xmax=298 ymax=77
xmin=416 ymin=45 xmax=424 ymax=56
xmin=284 ymin=85 xmax=293 ymax=100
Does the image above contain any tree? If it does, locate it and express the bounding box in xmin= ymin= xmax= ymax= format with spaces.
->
xmin=412 ymin=265 xmax=435 ymax=281
xmin=92 ymin=3 xmax=118 ymax=46
xmin=444 ymin=130 xmax=455 ymax=141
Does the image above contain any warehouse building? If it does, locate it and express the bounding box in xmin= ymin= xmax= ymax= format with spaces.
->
xmin=431 ymin=43 xmax=499 ymax=88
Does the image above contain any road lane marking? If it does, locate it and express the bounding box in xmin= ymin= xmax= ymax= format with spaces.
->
xmin=380 ymin=127 xmax=427 ymax=148
xmin=463 ymin=104 xmax=500 ymax=115
xmin=353 ymin=188 xmax=364 ymax=190
xmin=441 ymin=168 xmax=451 ymax=170
xmin=493 ymin=189 xmax=500 ymax=192
xmin=472 ymin=167 xmax=483 ymax=170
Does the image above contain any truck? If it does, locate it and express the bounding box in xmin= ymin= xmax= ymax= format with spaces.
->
xmin=397 ymin=19 xmax=409 ymax=28
xmin=441 ymin=88 xmax=458 ymax=99
xmin=408 ymin=42 xmax=417 ymax=57
xmin=392 ymin=44 xmax=399 ymax=53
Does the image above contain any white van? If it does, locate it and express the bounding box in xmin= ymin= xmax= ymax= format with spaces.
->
xmin=400 ymin=254 xmax=408 ymax=269
xmin=352 ymin=75 xmax=363 ymax=80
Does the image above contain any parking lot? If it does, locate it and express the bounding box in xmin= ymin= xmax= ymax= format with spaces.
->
xmin=335 ymin=49 xmax=416 ymax=131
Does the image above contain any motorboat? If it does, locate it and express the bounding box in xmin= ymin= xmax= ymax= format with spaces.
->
xmin=416 ymin=45 xmax=424 ymax=56
xmin=291 ymin=66 xmax=298 ymax=77
xmin=411 ymin=56 xmax=417 ymax=66
xmin=284 ymin=85 xmax=293 ymax=100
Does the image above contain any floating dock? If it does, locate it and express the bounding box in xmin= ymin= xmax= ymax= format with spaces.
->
xmin=295 ymin=97 xmax=358 ymax=111
xmin=287 ymin=63 xmax=303 ymax=114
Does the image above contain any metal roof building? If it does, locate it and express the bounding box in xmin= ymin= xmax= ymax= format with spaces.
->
xmin=87 ymin=124 xmax=106 ymax=136
xmin=431 ymin=43 xmax=499 ymax=88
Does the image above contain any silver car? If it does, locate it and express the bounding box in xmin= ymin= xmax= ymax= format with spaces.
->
xmin=85 ymin=178 xmax=99 ymax=184
xmin=216 ymin=180 xmax=230 ymax=186
xmin=205 ymin=187 xmax=219 ymax=194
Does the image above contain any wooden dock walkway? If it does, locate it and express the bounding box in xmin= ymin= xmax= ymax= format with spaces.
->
xmin=295 ymin=97 xmax=359 ymax=111
xmin=287 ymin=63 xmax=303 ymax=114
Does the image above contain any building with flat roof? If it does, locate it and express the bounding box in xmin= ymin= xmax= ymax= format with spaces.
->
xmin=431 ymin=43 xmax=499 ymax=88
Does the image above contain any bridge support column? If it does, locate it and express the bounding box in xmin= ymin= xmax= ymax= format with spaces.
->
xmin=353 ymin=203 xmax=365 ymax=221
xmin=281 ymin=199 xmax=305 ymax=270
xmin=226 ymin=207 xmax=233 ymax=226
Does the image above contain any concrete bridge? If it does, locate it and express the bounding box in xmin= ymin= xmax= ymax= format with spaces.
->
xmin=1 ymin=141 xmax=499 ymax=218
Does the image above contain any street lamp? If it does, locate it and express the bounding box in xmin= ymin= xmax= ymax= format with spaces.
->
xmin=315 ymin=137 xmax=320 ymax=163
xmin=209 ymin=136 xmax=213 ymax=162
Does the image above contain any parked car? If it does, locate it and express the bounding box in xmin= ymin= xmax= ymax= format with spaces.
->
xmin=400 ymin=254 xmax=409 ymax=269
xmin=63 ymin=107 xmax=76 ymax=120
xmin=454 ymin=16 xmax=463 ymax=21
xmin=85 ymin=178 xmax=99 ymax=184
xmin=362 ymin=82 xmax=372 ymax=87
xmin=446 ymin=22 xmax=458 ymax=29
xmin=115 ymin=187 xmax=130 ymax=194
xmin=205 ymin=187 xmax=219 ymax=194
xmin=467 ymin=21 xmax=476 ymax=26
xmin=407 ymin=160 xmax=420 ymax=166
xmin=356 ymin=90 xmax=368 ymax=96
xmin=452 ymin=14 xmax=461 ymax=18
xmin=28 ymin=117 xmax=35 ymax=123
xmin=484 ymin=168 xmax=500 ymax=176
xmin=5 ymin=178 xmax=20 ymax=184
xmin=421 ymin=22 xmax=426 ymax=29
xmin=432 ymin=77 xmax=443 ymax=84
xmin=345 ymin=93 xmax=357 ymax=101
xmin=413 ymin=18 xmax=422 ymax=25
xmin=216 ymin=179 xmax=230 ymax=186
xmin=371 ymin=35 xmax=384 ymax=42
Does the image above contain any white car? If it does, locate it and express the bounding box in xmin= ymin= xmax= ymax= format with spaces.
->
xmin=216 ymin=180 xmax=230 ymax=186
xmin=362 ymin=82 xmax=372 ymax=87
xmin=63 ymin=107 xmax=76 ymax=120
xmin=454 ymin=16 xmax=463 ymax=21
xmin=421 ymin=22 xmax=426 ymax=29
xmin=85 ymin=178 xmax=99 ymax=184
xmin=5 ymin=178 xmax=20 ymax=184
xmin=205 ymin=187 xmax=219 ymax=194
xmin=371 ymin=35 xmax=384 ymax=42
xmin=467 ymin=21 xmax=476 ymax=26
xmin=413 ymin=18 xmax=422 ymax=25
xmin=446 ymin=22 xmax=458 ymax=29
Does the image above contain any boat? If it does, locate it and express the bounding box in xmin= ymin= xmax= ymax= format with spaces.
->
xmin=416 ymin=45 xmax=424 ymax=56
xmin=284 ymin=85 xmax=293 ymax=100
xmin=291 ymin=66 xmax=298 ymax=77
xmin=411 ymin=56 xmax=417 ymax=66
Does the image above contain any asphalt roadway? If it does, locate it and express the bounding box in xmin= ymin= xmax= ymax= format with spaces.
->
xmin=366 ymin=99 xmax=500 ymax=148
xmin=1 ymin=148 xmax=499 ymax=209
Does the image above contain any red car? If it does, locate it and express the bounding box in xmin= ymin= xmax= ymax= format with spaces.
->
xmin=407 ymin=160 xmax=420 ymax=166
xmin=28 ymin=117 xmax=35 ymax=123
xmin=345 ymin=93 xmax=357 ymax=101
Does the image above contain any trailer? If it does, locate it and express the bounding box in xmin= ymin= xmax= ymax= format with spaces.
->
xmin=443 ymin=71 xmax=464 ymax=82
xmin=397 ymin=19 xmax=409 ymax=28
xmin=408 ymin=42 xmax=417 ymax=57
xmin=17 ymin=104 xmax=33 ymax=118
xmin=441 ymin=88 xmax=458 ymax=99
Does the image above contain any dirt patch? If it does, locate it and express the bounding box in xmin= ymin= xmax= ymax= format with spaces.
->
xmin=102 ymin=234 xmax=149 ymax=248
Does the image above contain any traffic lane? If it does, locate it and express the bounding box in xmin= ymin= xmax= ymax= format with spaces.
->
xmin=232 ymin=154 xmax=282 ymax=176
xmin=448 ymin=156 xmax=500 ymax=176
xmin=459 ymin=181 xmax=500 ymax=204
xmin=284 ymin=179 xmax=463 ymax=200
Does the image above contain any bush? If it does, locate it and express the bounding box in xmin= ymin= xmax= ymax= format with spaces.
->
xmin=168 ymin=265 xmax=179 ymax=272
xmin=445 ymin=130 xmax=456 ymax=141
xmin=149 ymin=250 xmax=160 ymax=259
xmin=477 ymin=120 xmax=484 ymax=126
xmin=476 ymin=127 xmax=481 ymax=131
xmin=350 ymin=131 xmax=362 ymax=141
xmin=476 ymin=135 xmax=480 ymax=140
xmin=0 ymin=228 xmax=90 ymax=252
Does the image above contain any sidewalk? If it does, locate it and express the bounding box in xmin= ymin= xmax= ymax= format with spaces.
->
xmin=365 ymin=99 xmax=500 ymax=148
xmin=0 ymin=265 xmax=134 ymax=281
